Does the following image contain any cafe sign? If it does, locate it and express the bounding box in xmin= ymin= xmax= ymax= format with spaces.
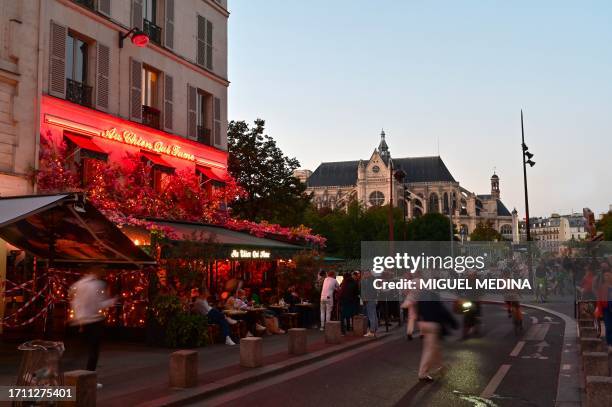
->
xmin=99 ymin=128 xmax=196 ymax=162
xmin=230 ymin=249 xmax=271 ymax=259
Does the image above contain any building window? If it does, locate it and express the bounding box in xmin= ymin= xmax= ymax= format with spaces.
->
xmin=143 ymin=0 xmax=162 ymax=45
xmin=369 ymin=191 xmax=385 ymax=207
xmin=74 ymin=0 xmax=94 ymax=10
xmin=197 ymin=91 xmax=212 ymax=145
xmin=428 ymin=193 xmax=439 ymax=213
xmin=141 ymin=65 xmax=161 ymax=129
xmin=65 ymin=33 xmax=93 ymax=107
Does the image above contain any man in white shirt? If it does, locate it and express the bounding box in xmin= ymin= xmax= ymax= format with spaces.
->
xmin=69 ymin=267 xmax=116 ymax=377
xmin=320 ymin=271 xmax=339 ymax=330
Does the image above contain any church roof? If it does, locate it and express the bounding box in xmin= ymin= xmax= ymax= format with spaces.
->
xmin=497 ymin=200 xmax=512 ymax=217
xmin=307 ymin=160 xmax=361 ymax=187
xmin=307 ymin=156 xmax=456 ymax=187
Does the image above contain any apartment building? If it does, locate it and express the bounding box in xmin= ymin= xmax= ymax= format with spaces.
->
xmin=0 ymin=0 xmax=230 ymax=198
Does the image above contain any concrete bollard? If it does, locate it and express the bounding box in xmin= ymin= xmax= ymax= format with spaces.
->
xmin=352 ymin=315 xmax=367 ymax=336
xmin=580 ymin=338 xmax=605 ymax=353
xmin=288 ymin=328 xmax=308 ymax=355
xmin=579 ymin=319 xmax=594 ymax=328
xmin=169 ymin=350 xmax=198 ymax=388
xmin=240 ymin=337 xmax=263 ymax=368
xmin=62 ymin=370 xmax=96 ymax=407
xmin=586 ymin=376 xmax=612 ymax=407
xmin=325 ymin=321 xmax=342 ymax=344
xmin=583 ymin=352 xmax=610 ymax=377
xmin=580 ymin=327 xmax=598 ymax=338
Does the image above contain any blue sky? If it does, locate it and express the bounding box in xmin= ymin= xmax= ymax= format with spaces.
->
xmin=228 ymin=1 xmax=612 ymax=217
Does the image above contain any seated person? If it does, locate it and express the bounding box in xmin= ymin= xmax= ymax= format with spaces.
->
xmin=192 ymin=289 xmax=236 ymax=346
xmin=231 ymin=289 xmax=266 ymax=336
xmin=283 ymin=286 xmax=301 ymax=312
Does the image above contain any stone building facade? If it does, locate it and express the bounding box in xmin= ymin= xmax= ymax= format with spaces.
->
xmin=303 ymin=131 xmax=515 ymax=239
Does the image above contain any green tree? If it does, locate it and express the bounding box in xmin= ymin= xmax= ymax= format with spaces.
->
xmin=227 ymin=119 xmax=311 ymax=226
xmin=596 ymin=211 xmax=612 ymax=240
xmin=469 ymin=220 xmax=503 ymax=241
xmin=406 ymin=213 xmax=457 ymax=241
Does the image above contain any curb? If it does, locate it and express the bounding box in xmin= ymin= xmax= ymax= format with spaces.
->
xmin=482 ymin=300 xmax=582 ymax=407
xmin=135 ymin=331 xmax=396 ymax=407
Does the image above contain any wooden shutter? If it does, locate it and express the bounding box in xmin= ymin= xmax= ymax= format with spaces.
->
xmin=97 ymin=0 xmax=111 ymax=16
xmin=131 ymin=0 xmax=143 ymax=30
xmin=187 ymin=85 xmax=197 ymax=139
xmin=163 ymin=74 xmax=173 ymax=131
xmin=165 ymin=0 xmax=174 ymax=49
xmin=48 ymin=21 xmax=67 ymax=98
xmin=130 ymin=58 xmax=142 ymax=122
xmin=95 ymin=43 xmax=110 ymax=111
xmin=205 ymin=20 xmax=213 ymax=70
xmin=197 ymin=15 xmax=206 ymax=67
xmin=213 ymin=97 xmax=221 ymax=146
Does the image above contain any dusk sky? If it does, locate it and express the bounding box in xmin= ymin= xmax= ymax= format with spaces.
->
xmin=228 ymin=1 xmax=612 ymax=218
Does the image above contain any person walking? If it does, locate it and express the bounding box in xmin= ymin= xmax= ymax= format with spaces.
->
xmin=416 ymin=290 xmax=458 ymax=381
xmin=597 ymin=269 xmax=612 ymax=353
xmin=69 ymin=267 xmax=117 ymax=387
xmin=320 ymin=271 xmax=339 ymax=330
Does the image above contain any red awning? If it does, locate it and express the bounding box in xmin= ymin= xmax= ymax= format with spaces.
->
xmin=64 ymin=133 xmax=107 ymax=155
xmin=141 ymin=151 xmax=175 ymax=172
xmin=196 ymin=165 xmax=227 ymax=183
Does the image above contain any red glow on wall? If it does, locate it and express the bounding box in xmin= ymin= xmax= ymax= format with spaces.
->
xmin=41 ymin=96 xmax=227 ymax=174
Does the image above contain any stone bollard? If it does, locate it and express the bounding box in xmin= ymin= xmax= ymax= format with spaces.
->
xmin=583 ymin=352 xmax=610 ymax=377
xmin=325 ymin=321 xmax=342 ymax=344
xmin=586 ymin=376 xmax=612 ymax=407
xmin=579 ymin=319 xmax=594 ymax=328
xmin=240 ymin=337 xmax=263 ymax=368
xmin=352 ymin=315 xmax=367 ymax=336
xmin=288 ymin=328 xmax=308 ymax=355
xmin=580 ymin=338 xmax=605 ymax=353
xmin=62 ymin=370 xmax=96 ymax=407
xmin=580 ymin=327 xmax=598 ymax=338
xmin=169 ymin=350 xmax=198 ymax=388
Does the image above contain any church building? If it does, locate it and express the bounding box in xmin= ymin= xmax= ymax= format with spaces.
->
xmin=302 ymin=131 xmax=516 ymax=239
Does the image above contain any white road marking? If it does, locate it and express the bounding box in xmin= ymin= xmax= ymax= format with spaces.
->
xmin=524 ymin=323 xmax=550 ymax=341
xmin=530 ymin=316 xmax=539 ymax=324
xmin=562 ymin=364 xmax=572 ymax=370
xmin=509 ymin=341 xmax=525 ymax=357
xmin=481 ymin=364 xmax=512 ymax=399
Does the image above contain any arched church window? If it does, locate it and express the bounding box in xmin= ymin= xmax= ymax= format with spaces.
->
xmin=500 ymin=225 xmax=513 ymax=235
xmin=428 ymin=193 xmax=439 ymax=213
xmin=443 ymin=192 xmax=449 ymax=214
xmin=369 ymin=191 xmax=385 ymax=206
xmin=413 ymin=207 xmax=423 ymax=218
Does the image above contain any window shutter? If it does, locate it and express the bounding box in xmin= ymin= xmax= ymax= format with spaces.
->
xmin=165 ymin=0 xmax=174 ymax=49
xmin=164 ymin=74 xmax=173 ymax=131
xmin=97 ymin=0 xmax=111 ymax=16
xmin=95 ymin=43 xmax=110 ymax=111
xmin=130 ymin=58 xmax=142 ymax=122
xmin=197 ymin=15 xmax=206 ymax=67
xmin=205 ymin=20 xmax=213 ymax=70
xmin=213 ymin=97 xmax=221 ymax=146
xmin=48 ymin=21 xmax=67 ymax=98
xmin=187 ymin=84 xmax=197 ymax=139
xmin=131 ymin=0 xmax=143 ymax=30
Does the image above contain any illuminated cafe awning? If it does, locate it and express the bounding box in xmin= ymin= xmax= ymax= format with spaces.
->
xmin=122 ymin=219 xmax=305 ymax=260
xmin=0 ymin=194 xmax=155 ymax=268
xmin=196 ymin=165 xmax=227 ymax=184
xmin=141 ymin=151 xmax=175 ymax=174
xmin=64 ymin=132 xmax=108 ymax=161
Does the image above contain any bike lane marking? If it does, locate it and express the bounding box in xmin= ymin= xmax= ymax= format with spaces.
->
xmin=509 ymin=341 xmax=525 ymax=357
xmin=480 ymin=364 xmax=511 ymax=399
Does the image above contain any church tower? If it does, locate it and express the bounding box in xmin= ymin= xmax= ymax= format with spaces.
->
xmin=491 ymin=172 xmax=500 ymax=199
xmin=378 ymin=129 xmax=390 ymax=163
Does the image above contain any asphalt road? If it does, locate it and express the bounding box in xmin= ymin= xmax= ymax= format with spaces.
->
xmin=200 ymin=304 xmax=565 ymax=407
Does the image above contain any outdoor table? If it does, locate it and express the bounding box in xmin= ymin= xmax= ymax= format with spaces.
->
xmin=223 ymin=309 xmax=248 ymax=318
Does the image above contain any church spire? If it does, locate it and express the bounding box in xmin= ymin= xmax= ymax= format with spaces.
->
xmin=378 ymin=129 xmax=390 ymax=162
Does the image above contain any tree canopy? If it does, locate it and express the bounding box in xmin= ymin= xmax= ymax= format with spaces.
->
xmin=227 ymin=119 xmax=311 ymax=226
xmin=596 ymin=211 xmax=612 ymax=240
xmin=469 ymin=220 xmax=503 ymax=241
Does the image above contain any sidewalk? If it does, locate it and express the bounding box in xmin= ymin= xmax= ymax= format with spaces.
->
xmin=0 ymin=328 xmax=391 ymax=407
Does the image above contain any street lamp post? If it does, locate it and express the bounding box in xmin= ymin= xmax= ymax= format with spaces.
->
xmin=521 ymin=110 xmax=536 ymax=287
